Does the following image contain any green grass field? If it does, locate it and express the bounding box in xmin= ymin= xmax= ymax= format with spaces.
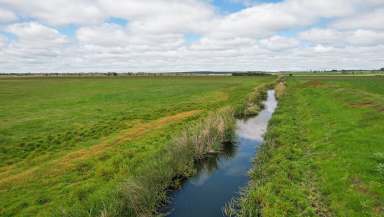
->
xmin=238 ymin=76 xmax=384 ymax=217
xmin=3 ymin=75 xmax=383 ymax=217
xmin=0 ymin=76 xmax=274 ymax=217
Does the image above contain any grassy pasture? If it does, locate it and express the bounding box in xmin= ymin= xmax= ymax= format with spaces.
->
xmin=0 ymin=76 xmax=274 ymax=216
xmin=238 ymin=76 xmax=384 ymax=216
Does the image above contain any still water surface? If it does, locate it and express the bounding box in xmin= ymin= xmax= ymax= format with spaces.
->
xmin=166 ymin=90 xmax=278 ymax=217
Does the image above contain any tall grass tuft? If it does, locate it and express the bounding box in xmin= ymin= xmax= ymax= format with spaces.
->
xmin=235 ymin=82 xmax=274 ymax=118
xmin=374 ymin=153 xmax=384 ymax=178
xmin=187 ymin=107 xmax=235 ymax=158
xmin=275 ymin=80 xmax=286 ymax=99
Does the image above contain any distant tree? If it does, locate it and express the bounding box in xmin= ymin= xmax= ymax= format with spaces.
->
xmin=107 ymin=72 xmax=118 ymax=76
xmin=380 ymin=68 xmax=384 ymax=71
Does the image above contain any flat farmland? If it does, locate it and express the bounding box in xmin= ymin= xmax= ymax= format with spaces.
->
xmin=0 ymin=76 xmax=274 ymax=216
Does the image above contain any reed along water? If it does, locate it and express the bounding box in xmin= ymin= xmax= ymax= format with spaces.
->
xmin=165 ymin=90 xmax=278 ymax=217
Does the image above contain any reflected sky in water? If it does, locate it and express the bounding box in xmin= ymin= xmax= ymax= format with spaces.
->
xmin=236 ymin=90 xmax=278 ymax=142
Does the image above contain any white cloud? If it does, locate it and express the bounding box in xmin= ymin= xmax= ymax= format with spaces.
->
xmin=0 ymin=0 xmax=215 ymax=31
xmin=210 ymin=4 xmax=301 ymax=38
xmin=0 ymin=35 xmax=6 ymax=47
xmin=190 ymin=37 xmax=256 ymax=51
xmin=300 ymin=28 xmax=384 ymax=47
xmin=6 ymin=22 xmax=68 ymax=47
xmin=331 ymin=8 xmax=384 ymax=30
xmin=299 ymin=28 xmax=344 ymax=45
xmin=1 ymin=22 xmax=68 ymax=69
xmin=76 ymin=24 xmax=130 ymax=47
xmin=0 ymin=8 xmax=17 ymax=23
xmin=347 ymin=29 xmax=384 ymax=46
xmin=260 ymin=35 xmax=299 ymax=51
xmin=206 ymin=0 xmax=375 ymax=39
xmin=99 ymin=0 xmax=215 ymax=34
xmin=0 ymin=0 xmax=105 ymax=25
xmin=313 ymin=44 xmax=334 ymax=53
xmin=76 ymin=23 xmax=184 ymax=53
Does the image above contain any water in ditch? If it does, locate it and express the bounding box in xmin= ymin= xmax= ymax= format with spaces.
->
xmin=165 ymin=90 xmax=278 ymax=217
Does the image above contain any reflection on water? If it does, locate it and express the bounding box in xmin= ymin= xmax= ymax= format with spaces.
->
xmin=221 ymin=141 xmax=237 ymax=159
xmin=165 ymin=90 xmax=277 ymax=217
xmin=236 ymin=90 xmax=278 ymax=142
xmin=194 ymin=142 xmax=237 ymax=175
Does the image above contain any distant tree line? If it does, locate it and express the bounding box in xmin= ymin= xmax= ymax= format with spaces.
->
xmin=286 ymin=69 xmax=384 ymax=74
xmin=232 ymin=72 xmax=271 ymax=76
xmin=0 ymin=72 xmax=177 ymax=77
xmin=1 ymin=69 xmax=382 ymax=77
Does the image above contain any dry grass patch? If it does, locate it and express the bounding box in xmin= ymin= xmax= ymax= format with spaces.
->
xmin=275 ymin=81 xmax=286 ymax=99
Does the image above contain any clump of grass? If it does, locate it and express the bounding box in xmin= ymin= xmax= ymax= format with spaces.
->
xmin=187 ymin=107 xmax=235 ymax=158
xmin=223 ymin=198 xmax=242 ymax=217
xmin=373 ymin=153 xmax=384 ymax=178
xmin=275 ymin=80 xmax=286 ymax=99
xmin=236 ymin=83 xmax=274 ymax=118
xmin=373 ymin=152 xmax=384 ymax=161
xmin=377 ymin=163 xmax=384 ymax=177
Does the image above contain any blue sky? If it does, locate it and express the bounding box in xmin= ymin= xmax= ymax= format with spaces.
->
xmin=212 ymin=0 xmax=247 ymax=13
xmin=0 ymin=0 xmax=383 ymax=72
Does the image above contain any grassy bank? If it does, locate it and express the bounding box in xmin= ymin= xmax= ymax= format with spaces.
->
xmin=0 ymin=76 xmax=275 ymax=216
xmin=237 ymin=76 xmax=384 ymax=217
xmin=112 ymin=107 xmax=236 ymax=217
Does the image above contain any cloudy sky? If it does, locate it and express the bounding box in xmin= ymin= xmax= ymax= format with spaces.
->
xmin=0 ymin=0 xmax=383 ymax=72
